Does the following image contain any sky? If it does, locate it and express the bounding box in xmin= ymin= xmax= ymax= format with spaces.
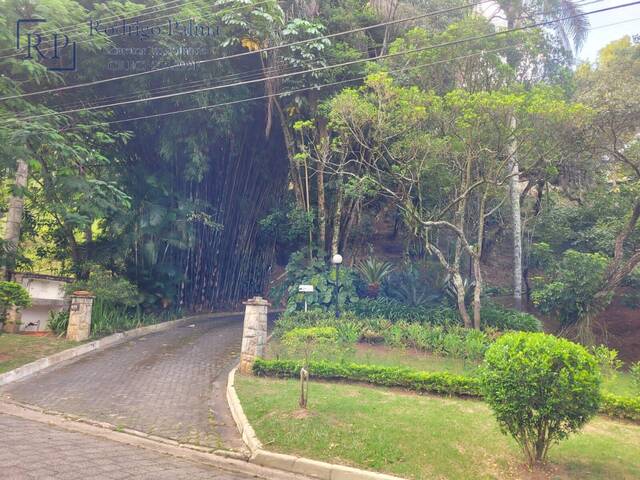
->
xmin=578 ymin=0 xmax=640 ymax=62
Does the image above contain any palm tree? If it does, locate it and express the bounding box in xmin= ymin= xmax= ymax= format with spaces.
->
xmin=492 ymin=0 xmax=589 ymax=309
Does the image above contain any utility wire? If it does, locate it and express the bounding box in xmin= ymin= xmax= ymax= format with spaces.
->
xmin=0 ymin=0 xmax=496 ymax=101
xmin=0 ymin=0 xmax=271 ymax=61
xmin=24 ymin=0 xmax=607 ymax=113
xmin=7 ymin=0 xmax=638 ymax=124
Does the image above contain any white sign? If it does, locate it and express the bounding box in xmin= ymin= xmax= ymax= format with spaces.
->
xmin=298 ymin=284 xmax=314 ymax=293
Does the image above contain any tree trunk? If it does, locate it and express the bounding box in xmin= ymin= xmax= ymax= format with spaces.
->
xmin=452 ymin=271 xmax=472 ymax=328
xmin=316 ymin=122 xmax=329 ymax=253
xmin=331 ymin=178 xmax=343 ymax=257
xmin=2 ymin=159 xmax=28 ymax=279
xmin=508 ymin=114 xmax=523 ymax=310
xmin=472 ymin=256 xmax=482 ymax=330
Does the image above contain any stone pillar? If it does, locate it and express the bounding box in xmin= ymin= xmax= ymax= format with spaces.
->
xmin=66 ymin=291 xmax=95 ymax=342
xmin=239 ymin=296 xmax=270 ymax=375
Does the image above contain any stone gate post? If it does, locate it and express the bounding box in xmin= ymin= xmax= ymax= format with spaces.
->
xmin=66 ymin=291 xmax=95 ymax=342
xmin=239 ymin=296 xmax=270 ymax=375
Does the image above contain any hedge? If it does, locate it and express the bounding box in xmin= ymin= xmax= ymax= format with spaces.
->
xmin=253 ymin=358 xmax=482 ymax=396
xmin=600 ymin=393 xmax=640 ymax=422
xmin=252 ymin=358 xmax=640 ymax=422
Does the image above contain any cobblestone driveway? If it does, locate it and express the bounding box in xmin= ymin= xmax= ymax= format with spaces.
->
xmin=0 ymin=413 xmax=250 ymax=480
xmin=1 ymin=314 xmax=248 ymax=447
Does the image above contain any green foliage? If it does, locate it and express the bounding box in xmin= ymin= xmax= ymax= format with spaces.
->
xmin=259 ymin=203 xmax=314 ymax=264
xmin=481 ymin=332 xmax=601 ymax=464
xmin=589 ymin=345 xmax=624 ymax=379
xmin=282 ymin=326 xmax=338 ymax=344
xmin=0 ymin=281 xmax=31 ymax=311
xmin=89 ymin=298 xmax=174 ymax=338
xmin=277 ymin=251 xmax=358 ymax=313
xmin=355 ymin=257 xmax=393 ymax=297
xmin=529 ymin=242 xmax=555 ymax=271
xmin=350 ymin=298 xmax=542 ymax=332
xmin=382 ymin=263 xmax=441 ymax=306
xmin=600 ymin=393 xmax=640 ymax=422
xmin=253 ymin=358 xmax=482 ymax=397
xmin=477 ymin=301 xmax=542 ymax=332
xmin=631 ymin=362 xmax=640 ymax=393
xmin=273 ymin=310 xmax=491 ymax=361
xmin=532 ymin=250 xmax=611 ymax=337
xmin=350 ymin=298 xmax=457 ymax=324
xmin=47 ymin=310 xmax=69 ymax=336
xmin=68 ymin=267 xmax=140 ymax=307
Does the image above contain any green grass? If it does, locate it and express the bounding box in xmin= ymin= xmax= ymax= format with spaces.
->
xmin=267 ymin=341 xmax=639 ymax=396
xmin=0 ymin=334 xmax=78 ymax=374
xmin=236 ymin=375 xmax=640 ymax=480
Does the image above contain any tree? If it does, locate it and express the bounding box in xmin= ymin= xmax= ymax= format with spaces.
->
xmin=323 ymin=72 xmax=581 ymax=328
xmin=493 ymin=0 xmax=589 ymax=309
xmin=481 ymin=332 xmax=601 ymax=465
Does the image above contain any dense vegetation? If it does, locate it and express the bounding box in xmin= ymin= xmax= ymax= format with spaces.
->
xmin=1 ymin=0 xmax=639 ymax=343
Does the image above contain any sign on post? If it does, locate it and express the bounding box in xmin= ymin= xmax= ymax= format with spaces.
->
xmin=298 ymin=284 xmax=314 ymax=311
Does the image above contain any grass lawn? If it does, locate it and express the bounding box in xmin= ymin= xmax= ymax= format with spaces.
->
xmin=268 ymin=342 xmax=639 ymax=397
xmin=0 ymin=334 xmax=78 ymax=374
xmin=236 ymin=375 xmax=640 ymax=480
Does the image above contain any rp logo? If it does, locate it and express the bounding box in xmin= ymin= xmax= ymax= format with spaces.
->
xmin=16 ymin=19 xmax=77 ymax=71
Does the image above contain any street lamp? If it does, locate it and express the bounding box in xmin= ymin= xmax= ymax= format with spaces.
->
xmin=331 ymin=254 xmax=343 ymax=318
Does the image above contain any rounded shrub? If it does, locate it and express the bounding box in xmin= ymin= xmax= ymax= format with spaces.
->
xmin=481 ymin=332 xmax=601 ymax=465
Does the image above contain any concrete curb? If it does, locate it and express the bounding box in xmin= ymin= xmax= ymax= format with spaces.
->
xmin=227 ymin=367 xmax=405 ymax=480
xmin=0 ymin=311 xmax=244 ymax=387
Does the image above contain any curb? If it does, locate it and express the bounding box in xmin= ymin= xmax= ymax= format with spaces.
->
xmin=0 ymin=311 xmax=244 ymax=387
xmin=226 ymin=367 xmax=405 ymax=480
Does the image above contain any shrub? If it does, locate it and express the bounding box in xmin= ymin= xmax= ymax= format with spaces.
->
xmin=47 ymin=310 xmax=69 ymax=336
xmin=68 ymin=268 xmax=140 ymax=307
xmin=478 ymin=301 xmax=542 ymax=332
xmin=253 ymin=358 xmax=482 ymax=397
xmin=0 ymin=281 xmax=31 ymax=311
xmin=350 ymin=298 xmax=542 ymax=332
xmin=275 ymin=251 xmax=359 ymax=314
xmin=274 ymin=310 xmax=491 ymax=361
xmin=355 ymin=257 xmax=394 ymax=298
xmin=631 ymin=362 xmax=640 ymax=393
xmin=281 ymin=327 xmax=341 ymax=366
xmin=600 ymin=393 xmax=640 ymax=422
xmin=589 ymin=345 xmax=623 ymax=378
xmin=481 ymin=332 xmax=601 ymax=465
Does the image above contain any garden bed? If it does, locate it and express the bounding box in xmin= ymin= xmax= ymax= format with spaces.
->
xmin=236 ymin=374 xmax=640 ymax=480
xmin=268 ymin=341 xmax=638 ymax=398
xmin=0 ymin=333 xmax=78 ymax=374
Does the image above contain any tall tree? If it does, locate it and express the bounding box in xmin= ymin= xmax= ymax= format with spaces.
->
xmin=493 ymin=0 xmax=589 ymax=308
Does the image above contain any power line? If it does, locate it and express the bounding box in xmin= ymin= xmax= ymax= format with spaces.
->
xmin=72 ymin=13 xmax=640 ymax=129
xmin=7 ymin=0 xmax=638 ymax=124
xmin=0 ymin=0 xmax=272 ymax=61
xmin=21 ymin=0 xmax=607 ymax=114
xmin=0 ymin=0 xmax=496 ymax=101
xmin=69 ymin=43 xmax=527 ymax=132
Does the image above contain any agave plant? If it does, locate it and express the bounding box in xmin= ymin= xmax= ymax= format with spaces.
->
xmin=356 ymin=257 xmax=394 ymax=298
xmin=442 ymin=274 xmax=475 ymax=307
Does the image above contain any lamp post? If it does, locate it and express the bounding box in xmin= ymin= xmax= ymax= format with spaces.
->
xmin=331 ymin=253 xmax=343 ymax=318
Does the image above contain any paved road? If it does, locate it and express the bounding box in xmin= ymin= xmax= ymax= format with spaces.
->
xmin=0 ymin=413 xmax=248 ymax=480
xmin=1 ymin=314 xmax=252 ymax=448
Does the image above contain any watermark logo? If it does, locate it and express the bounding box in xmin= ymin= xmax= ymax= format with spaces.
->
xmin=16 ymin=19 xmax=77 ymax=71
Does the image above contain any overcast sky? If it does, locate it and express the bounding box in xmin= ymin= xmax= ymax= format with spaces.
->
xmin=578 ymin=0 xmax=640 ymax=62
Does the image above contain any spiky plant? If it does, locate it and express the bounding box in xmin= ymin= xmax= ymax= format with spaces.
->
xmin=356 ymin=258 xmax=394 ymax=298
